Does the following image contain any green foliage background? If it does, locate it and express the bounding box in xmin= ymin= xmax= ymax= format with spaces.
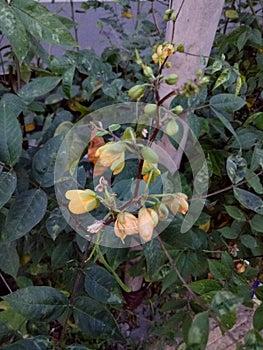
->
xmin=0 ymin=0 xmax=263 ymax=349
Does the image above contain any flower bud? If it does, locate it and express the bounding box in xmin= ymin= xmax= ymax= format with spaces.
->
xmin=144 ymin=103 xmax=157 ymax=115
xmin=166 ymin=119 xmax=179 ymax=136
xmin=141 ymin=146 xmax=159 ymax=163
xmin=163 ymin=192 xmax=189 ymax=215
xmin=165 ymin=73 xmax=178 ymax=85
xmin=171 ymin=105 xmax=184 ymax=115
xmin=138 ymin=207 xmax=158 ymax=242
xmin=128 ymin=85 xmax=145 ymax=100
xmin=165 ymin=62 xmax=172 ymax=69
xmin=143 ymin=66 xmax=154 ymax=78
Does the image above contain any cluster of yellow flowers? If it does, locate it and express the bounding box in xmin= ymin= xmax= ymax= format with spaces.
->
xmin=65 ymin=138 xmax=189 ymax=243
xmin=152 ymin=43 xmax=174 ymax=66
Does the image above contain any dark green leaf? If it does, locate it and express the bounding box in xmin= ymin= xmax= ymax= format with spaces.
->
xmin=66 ymin=346 xmax=92 ymax=350
xmin=32 ymin=135 xmax=64 ymax=187
xmin=51 ymin=240 xmax=74 ymax=270
xmin=0 ymin=2 xmax=29 ymax=62
xmin=208 ymin=259 xmax=230 ymax=280
xmin=0 ymin=336 xmax=51 ymax=350
xmin=220 ymin=311 xmax=236 ymax=330
xmin=0 ymin=95 xmax=23 ymax=166
xmin=246 ymin=169 xmax=263 ymax=194
xmin=218 ymin=227 xmax=239 ymax=239
xmin=46 ymin=207 xmax=68 ymax=240
xmin=144 ymin=238 xmax=165 ymax=281
xmin=3 ymin=286 xmax=68 ymax=322
xmin=187 ymin=312 xmax=209 ymax=350
xmin=210 ymin=94 xmax=246 ymax=112
xmin=245 ymin=329 xmax=263 ymax=349
xmin=73 ymin=296 xmax=122 ymax=340
xmin=211 ymin=290 xmax=243 ymax=316
xmin=0 ymin=242 xmax=19 ymax=278
xmin=224 ymin=205 xmax=246 ymax=221
xmin=250 ymin=214 xmax=263 ymax=233
xmin=253 ymin=303 xmax=263 ymax=331
xmin=0 ymin=172 xmax=17 ymax=209
xmin=104 ymin=247 xmax=129 ymax=270
xmin=11 ymin=0 xmax=78 ymax=47
xmin=240 ymin=234 xmax=258 ymax=250
xmin=18 ymin=76 xmax=62 ymax=100
xmin=84 ymin=265 xmax=123 ymax=304
xmin=211 ymin=107 xmax=240 ymax=146
xmin=3 ymin=189 xmax=47 ymax=241
xmin=62 ymin=66 xmax=76 ymax=98
xmin=190 ymin=280 xmax=222 ymax=295
xmin=255 ymin=286 xmax=263 ymax=301
xmin=234 ymin=188 xmax=263 ymax=214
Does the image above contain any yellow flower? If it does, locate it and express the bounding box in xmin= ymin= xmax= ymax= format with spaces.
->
xmin=163 ymin=192 xmax=189 ymax=215
xmin=121 ymin=11 xmax=133 ymax=19
xmin=138 ymin=207 xmax=158 ymax=242
xmin=65 ymin=189 xmax=99 ymax=214
xmin=114 ymin=212 xmax=139 ymax=241
xmin=95 ymin=142 xmax=126 ymax=175
xmin=142 ymin=160 xmax=160 ymax=183
xmin=152 ymin=43 xmax=174 ymax=65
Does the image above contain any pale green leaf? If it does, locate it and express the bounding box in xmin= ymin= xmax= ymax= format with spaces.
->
xmin=234 ymin=188 xmax=263 ymax=214
xmin=187 ymin=312 xmax=209 ymax=350
xmin=18 ymin=76 xmax=62 ymax=99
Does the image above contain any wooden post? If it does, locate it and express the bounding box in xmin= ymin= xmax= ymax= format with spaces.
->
xmin=158 ymin=0 xmax=225 ymax=171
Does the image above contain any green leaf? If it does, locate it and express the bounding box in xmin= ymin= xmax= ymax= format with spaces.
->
xmin=211 ymin=108 xmax=240 ymax=147
xmin=208 ymin=260 xmax=230 ymax=280
xmin=187 ymin=312 xmax=209 ymax=350
xmin=0 ymin=172 xmax=17 ymax=209
xmin=104 ymin=247 xmax=129 ymax=270
xmin=226 ymin=154 xmax=247 ymax=184
xmin=218 ymin=227 xmax=239 ymax=239
xmin=3 ymin=189 xmax=47 ymax=241
xmin=246 ymin=169 xmax=263 ymax=194
xmin=66 ymin=346 xmax=92 ymax=350
xmin=45 ymin=207 xmax=68 ymax=240
xmin=250 ymin=214 xmax=263 ymax=233
xmin=32 ymin=135 xmax=63 ymax=187
xmin=210 ymin=94 xmax=246 ymax=113
xmin=1 ymin=336 xmax=51 ymax=350
xmin=11 ymin=0 xmax=78 ymax=47
xmin=224 ymin=205 xmax=246 ymax=221
xmin=3 ymin=286 xmax=68 ymax=322
xmin=73 ymin=296 xmax=122 ymax=340
xmin=211 ymin=290 xmax=243 ymax=316
xmin=253 ymin=303 xmax=263 ymax=331
xmin=0 ymin=2 xmax=29 ymax=62
xmin=220 ymin=310 xmax=236 ymax=329
xmin=190 ymin=280 xmax=222 ymax=295
xmin=240 ymin=234 xmax=258 ymax=250
xmin=245 ymin=329 xmax=263 ymax=349
xmin=18 ymin=76 xmax=62 ymax=100
xmin=0 ymin=94 xmax=23 ymax=166
xmin=234 ymin=188 xmax=263 ymax=214
xmin=51 ymin=240 xmax=74 ymax=270
xmin=108 ymin=123 xmax=121 ymax=132
xmin=213 ymin=68 xmax=231 ymax=90
xmin=62 ymin=66 xmax=76 ymax=98
xmin=0 ymin=242 xmax=19 ymax=278
xmin=84 ymin=265 xmax=123 ymax=305
xmin=144 ymin=238 xmax=165 ymax=281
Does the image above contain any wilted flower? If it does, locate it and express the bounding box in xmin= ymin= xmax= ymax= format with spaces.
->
xmin=138 ymin=207 xmax=158 ymax=242
xmin=65 ymin=189 xmax=99 ymax=214
xmin=142 ymin=160 xmax=160 ymax=183
xmin=95 ymin=142 xmax=126 ymax=175
xmin=152 ymin=43 xmax=174 ymax=65
xmin=163 ymin=192 xmax=189 ymax=215
xmin=114 ymin=212 xmax=139 ymax=241
xmin=87 ymin=220 xmax=105 ymax=234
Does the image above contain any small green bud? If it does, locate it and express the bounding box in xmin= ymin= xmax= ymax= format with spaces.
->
xmin=166 ymin=119 xmax=179 ymax=136
xmin=176 ymin=44 xmax=184 ymax=52
xmin=143 ymin=66 xmax=154 ymax=78
xmin=128 ymin=85 xmax=145 ymax=100
xmin=165 ymin=62 xmax=172 ymax=69
xmin=141 ymin=146 xmax=159 ymax=163
xmin=200 ymin=76 xmax=210 ymax=85
xmin=171 ymin=105 xmax=184 ymax=115
xmin=165 ymin=73 xmax=178 ymax=85
xmin=170 ymin=12 xmax=177 ymax=21
xmin=144 ymin=104 xmax=157 ymax=115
